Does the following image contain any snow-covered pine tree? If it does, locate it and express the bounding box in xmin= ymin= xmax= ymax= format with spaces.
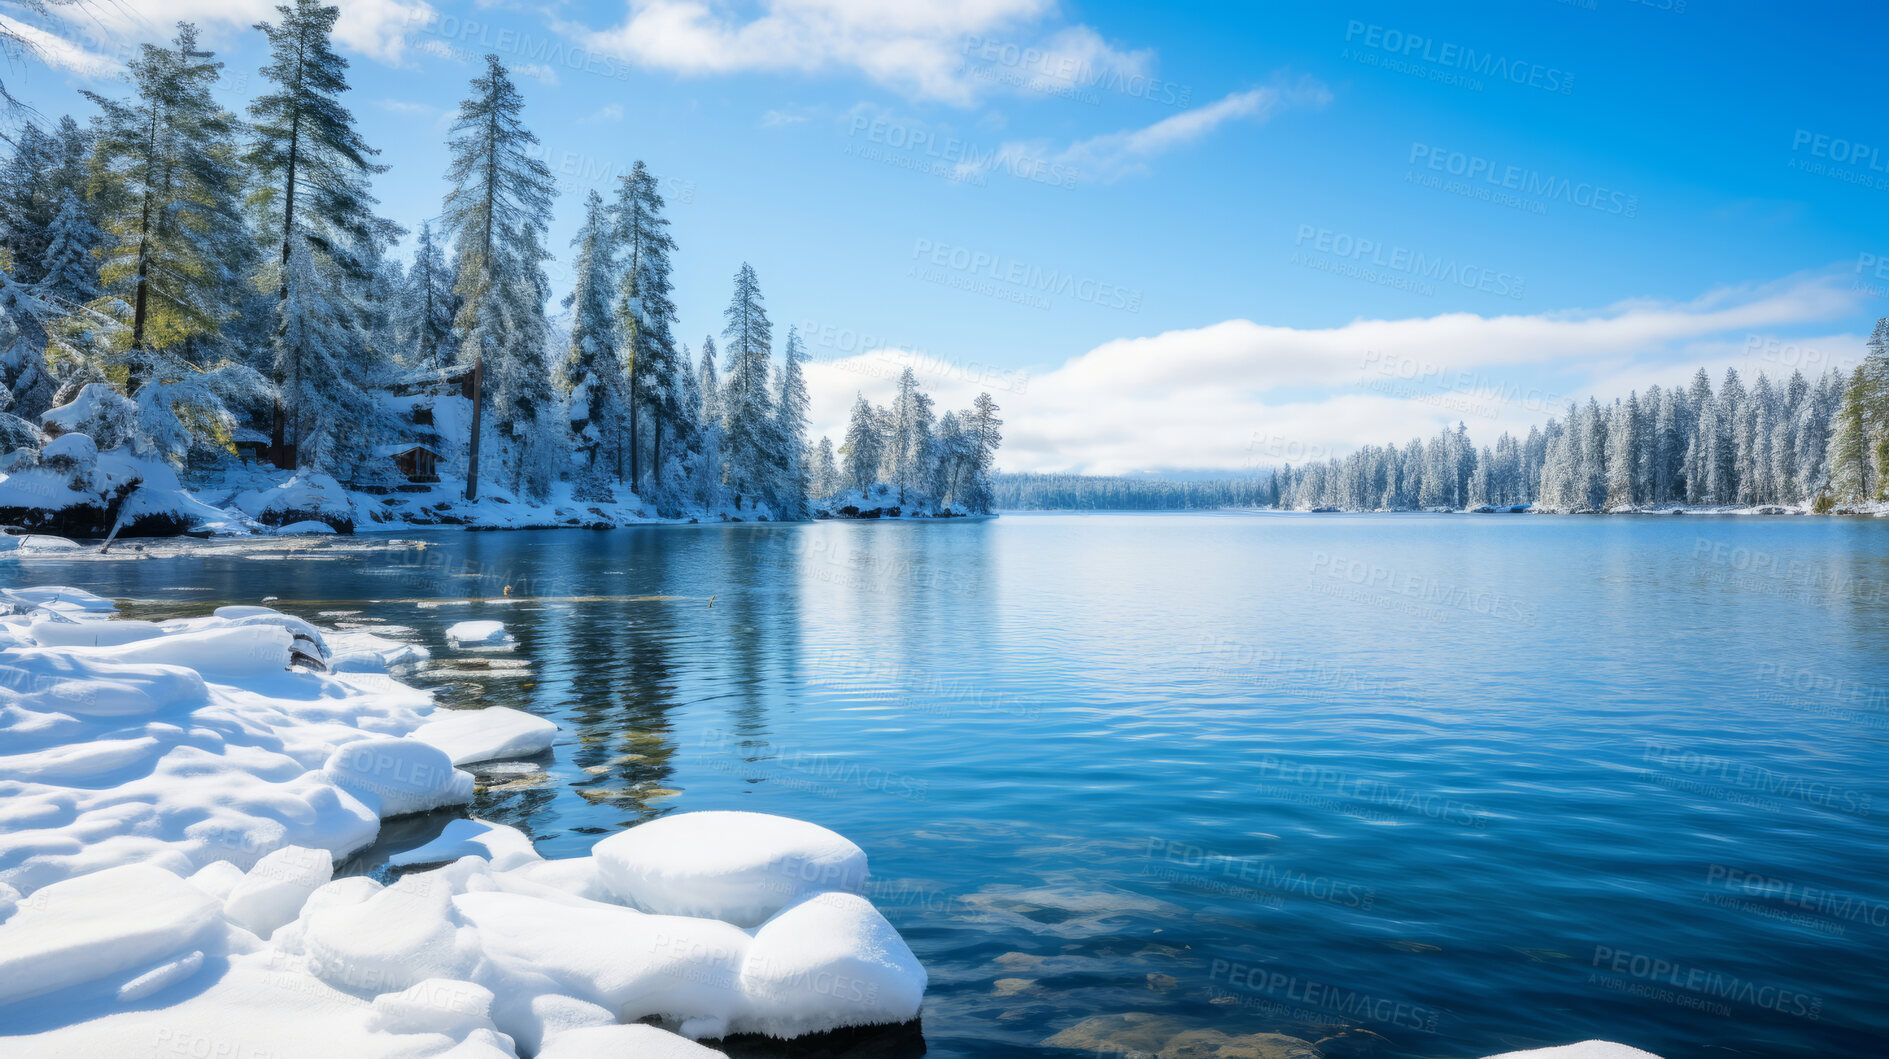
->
xmin=1606 ymin=393 xmax=1640 ymax=509
xmin=0 ymin=121 xmax=57 ymax=284
xmin=961 ymin=392 xmax=1003 ymax=514
xmin=719 ymin=262 xmax=775 ymax=512
xmin=248 ymin=0 xmax=392 ymax=470
xmin=691 ymin=337 xmax=727 ymax=508
xmin=442 ymin=54 xmax=558 ymax=501
xmin=772 ymin=325 xmax=810 ymax=517
xmin=36 ymin=188 xmax=103 ymax=305
xmin=85 ymin=23 xmax=264 ymax=462
xmin=1829 ymin=364 xmax=1875 ymax=501
xmin=839 ymin=392 xmax=883 ymax=494
xmin=886 ymin=366 xmax=934 ymax=505
xmin=275 ymin=237 xmax=374 ymax=473
xmin=810 ymin=435 xmax=839 ymax=500
xmin=401 ymin=221 xmax=455 ymax=369
xmin=559 ymin=189 xmax=620 ymax=490
xmin=0 ymin=263 xmax=56 ymax=422
xmin=610 ymin=161 xmax=681 ymax=494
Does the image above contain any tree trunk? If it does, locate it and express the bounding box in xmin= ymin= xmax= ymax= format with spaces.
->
xmin=628 ymin=373 xmax=640 ymax=493
xmin=271 ymin=40 xmax=305 ymax=469
xmin=465 ymin=355 xmax=484 ymax=501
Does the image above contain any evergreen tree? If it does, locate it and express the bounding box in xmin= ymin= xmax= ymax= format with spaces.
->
xmin=84 ymin=23 xmax=263 ymax=461
xmin=248 ymin=0 xmax=391 ymax=467
xmin=772 ymin=325 xmax=810 ymax=517
xmin=401 ymin=220 xmax=455 ymax=369
xmin=887 ymin=365 xmax=934 ymax=504
xmin=611 ymin=161 xmax=680 ymax=492
xmin=961 ymin=392 xmax=1004 ymax=513
xmin=810 ymin=435 xmax=839 ymax=499
xmin=559 ymin=189 xmax=620 ymax=486
xmin=839 ymin=392 xmax=883 ymax=493
xmin=275 ymin=236 xmax=373 ymax=472
xmin=442 ymin=54 xmax=557 ymax=500
xmin=0 ymin=121 xmax=58 ymax=283
xmin=719 ymin=262 xmax=775 ymax=511
xmin=36 ymin=188 xmax=103 ymax=304
xmin=1607 ymin=393 xmax=1641 ymax=509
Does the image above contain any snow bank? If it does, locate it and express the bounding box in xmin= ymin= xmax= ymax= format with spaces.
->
xmin=0 ymin=588 xmax=928 ymax=1055
xmin=233 ymin=472 xmax=356 ymax=534
xmin=593 ymin=810 xmax=869 ymax=926
xmin=414 ymin=706 xmax=557 ymax=765
xmin=1481 ymin=1045 xmax=1664 ymax=1059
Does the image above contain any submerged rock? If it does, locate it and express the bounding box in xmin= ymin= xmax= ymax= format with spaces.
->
xmin=1042 ymin=1013 xmax=1321 ymax=1059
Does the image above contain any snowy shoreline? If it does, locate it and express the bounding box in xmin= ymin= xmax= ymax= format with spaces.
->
xmin=0 ymin=586 xmax=925 ymax=1056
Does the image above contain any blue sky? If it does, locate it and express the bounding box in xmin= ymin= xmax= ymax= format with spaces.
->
xmin=4 ymin=0 xmax=1887 ymax=472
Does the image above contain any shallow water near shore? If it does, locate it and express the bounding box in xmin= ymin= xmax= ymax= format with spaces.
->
xmin=12 ymin=512 xmax=1889 ymax=1058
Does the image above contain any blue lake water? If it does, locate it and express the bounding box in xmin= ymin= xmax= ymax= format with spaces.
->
xmin=16 ymin=513 xmax=1889 ymax=1058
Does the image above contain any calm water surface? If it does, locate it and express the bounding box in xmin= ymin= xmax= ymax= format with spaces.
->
xmin=14 ymin=513 xmax=1889 ymax=1058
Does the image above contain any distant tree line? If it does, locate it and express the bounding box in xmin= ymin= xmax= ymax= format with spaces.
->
xmin=998 ymin=327 xmax=1889 ymax=513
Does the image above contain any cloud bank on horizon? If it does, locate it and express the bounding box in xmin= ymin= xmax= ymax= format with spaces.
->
xmin=805 ymin=271 xmax=1870 ymax=475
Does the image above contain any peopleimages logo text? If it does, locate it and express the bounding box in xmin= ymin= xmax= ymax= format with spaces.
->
xmin=1344 ymin=22 xmax=1574 ymax=94
xmin=1409 ymin=144 xmax=1636 ymax=217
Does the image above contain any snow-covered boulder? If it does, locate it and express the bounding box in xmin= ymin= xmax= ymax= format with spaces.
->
xmin=40 ymin=383 xmax=138 ymax=450
xmin=446 ymin=620 xmax=512 ymax=648
xmin=322 ymin=737 xmax=475 ymax=818
xmin=538 ymin=1024 xmax=728 ymax=1058
xmin=733 ymin=891 xmax=927 ymax=1037
xmin=222 ymin=845 xmax=333 ymax=939
xmin=0 ymin=444 xmax=239 ymax=539
xmin=233 ymin=472 xmax=355 ymax=534
xmin=1481 ymin=1045 xmax=1664 ymax=1059
xmin=39 ymin=431 xmax=96 ymax=470
xmin=0 ymin=863 xmax=221 ymax=1007
xmin=592 ymin=811 xmax=870 ymax=927
xmin=389 ymin=819 xmax=541 ymax=872
xmin=413 ymin=706 xmax=557 ymax=765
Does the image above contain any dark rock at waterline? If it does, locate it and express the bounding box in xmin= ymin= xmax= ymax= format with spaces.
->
xmin=257 ymin=507 xmax=355 ymax=534
xmin=715 ymin=1017 xmax=926 ymax=1058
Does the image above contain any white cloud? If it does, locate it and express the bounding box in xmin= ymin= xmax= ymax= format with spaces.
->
xmin=574 ymin=0 xmax=1150 ymax=105
xmin=0 ymin=13 xmax=121 ymax=78
xmin=43 ymin=0 xmax=434 ymax=67
xmin=971 ymin=76 xmax=1331 ymax=183
xmin=805 ymin=272 xmax=1868 ymax=475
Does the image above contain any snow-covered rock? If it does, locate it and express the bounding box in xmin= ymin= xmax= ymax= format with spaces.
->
xmin=446 ymin=619 xmax=511 ymax=647
xmin=0 ymin=863 xmax=221 ymax=1007
xmin=592 ymin=810 xmax=870 ymax=927
xmin=1482 ymin=1045 xmax=1664 ymax=1059
xmin=233 ymin=472 xmax=355 ymax=534
xmin=734 ymin=891 xmax=927 ymax=1037
xmin=222 ymin=845 xmax=333 ymax=939
xmin=38 ymin=431 xmax=96 ymax=467
xmin=413 ymin=706 xmax=557 ymax=765
xmin=276 ymin=519 xmax=338 ymax=535
xmin=389 ymin=819 xmax=541 ymax=872
xmin=538 ymin=1024 xmax=728 ymax=1058
xmin=322 ymin=737 xmax=475 ymax=818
